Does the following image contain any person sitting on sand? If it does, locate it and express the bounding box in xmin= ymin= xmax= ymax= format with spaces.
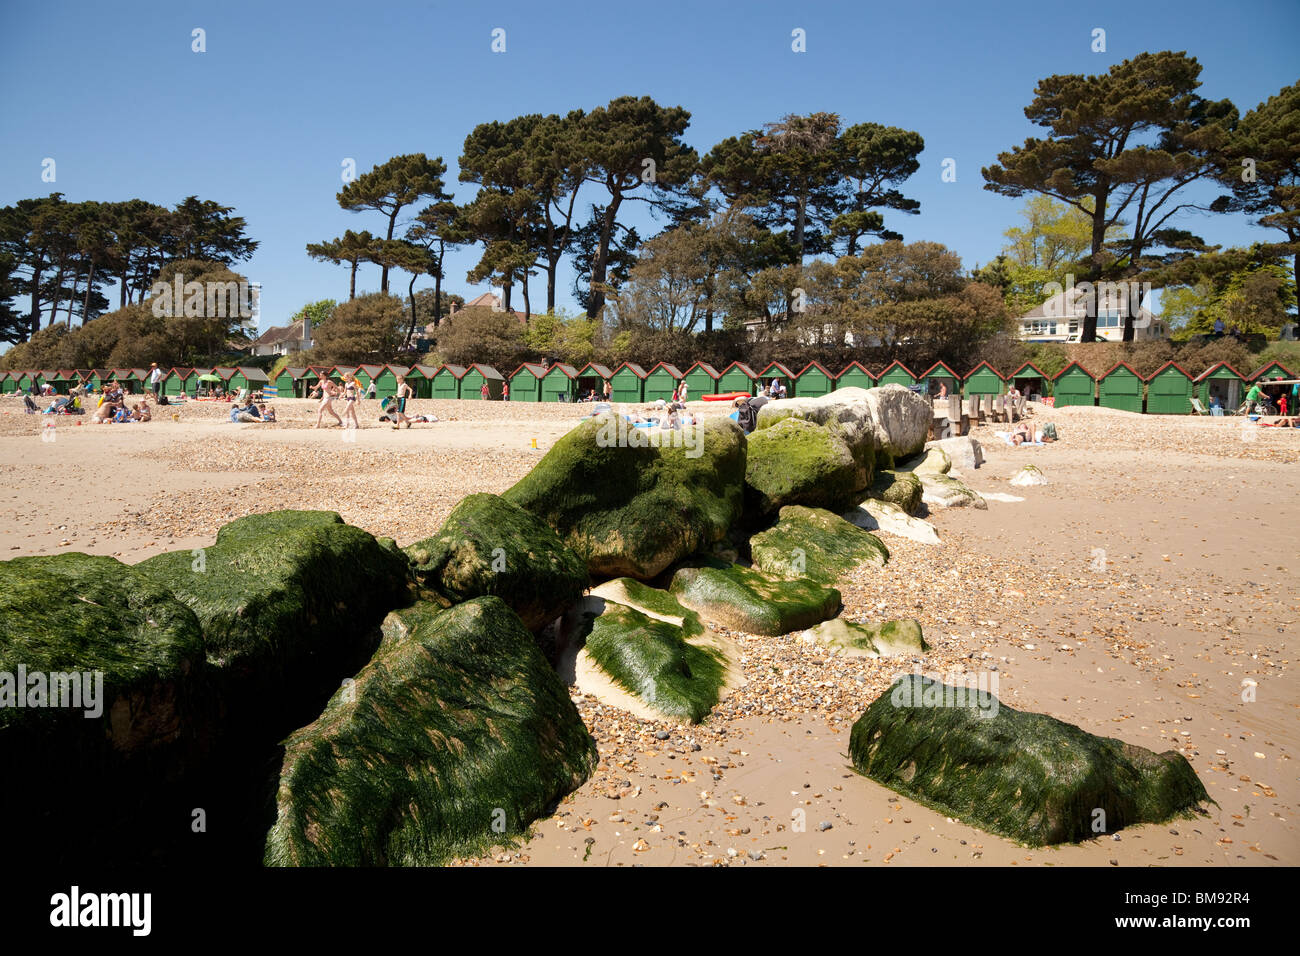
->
xmin=260 ymin=404 xmax=276 ymax=422
xmin=134 ymin=402 xmax=152 ymax=423
xmin=230 ymin=401 xmax=262 ymax=423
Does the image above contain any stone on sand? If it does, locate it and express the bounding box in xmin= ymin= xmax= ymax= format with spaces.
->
xmin=800 ymin=617 xmax=928 ymax=658
xmin=918 ymin=472 xmax=987 ymax=509
xmin=841 ymin=498 xmax=941 ymax=545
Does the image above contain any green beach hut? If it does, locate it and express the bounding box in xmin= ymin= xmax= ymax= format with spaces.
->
xmin=794 ymin=361 xmax=835 ymax=398
xmin=163 ymin=367 xmax=191 ymax=397
xmin=1249 ymin=360 xmax=1294 ymax=384
xmin=1194 ymin=362 xmax=1247 ymax=412
xmin=353 ymin=364 xmax=384 ymax=393
xmin=430 ymin=365 xmax=466 ymax=400
xmin=372 ymin=364 xmax=409 ymax=400
xmin=407 ymin=364 xmax=437 ymax=399
xmin=575 ymin=363 xmax=613 ymax=401
xmin=109 ymin=369 xmax=136 ymax=393
xmin=1097 ymin=361 xmax=1144 ymax=413
xmin=919 ymin=361 xmax=961 ymax=398
xmin=509 ymin=363 xmax=547 ymax=402
xmin=541 ymin=363 xmax=579 ymax=402
xmin=611 ymin=363 xmax=648 ymax=404
xmin=681 ymin=361 xmax=721 ymax=399
xmin=47 ymin=369 xmax=74 ymax=394
xmin=0 ymin=372 xmax=15 ymax=394
xmin=265 ymin=366 xmax=295 ymax=399
xmin=876 ymin=360 xmax=916 ymax=389
xmin=462 ymin=364 xmax=504 ymax=400
xmin=1007 ymin=362 xmax=1050 ymax=401
xmin=835 ymin=361 xmax=875 ymax=391
xmin=230 ymin=366 xmax=270 ymax=395
xmin=963 ymin=361 xmax=1006 ymax=398
xmin=644 ymin=363 xmax=683 ymax=403
xmin=717 ymin=361 xmax=758 ymax=396
xmin=757 ymin=361 xmax=796 ymax=397
xmin=1145 ymin=361 xmax=1194 ymax=415
xmin=1052 ymin=361 xmax=1096 ymax=408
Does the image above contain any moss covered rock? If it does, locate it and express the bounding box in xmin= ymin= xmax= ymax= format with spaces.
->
xmin=749 ymin=505 xmax=888 ymax=584
xmin=669 ymin=561 xmax=841 ymax=636
xmin=504 ymin=415 xmax=746 ymax=579
xmin=849 ymin=675 xmax=1212 ymax=846
xmin=590 ymin=577 xmax=706 ymax=637
xmin=744 ymin=418 xmax=866 ymax=517
xmin=866 ymin=469 xmax=923 ymax=515
xmin=755 ymin=385 xmax=929 ymax=470
xmin=265 ymin=597 xmax=597 ymax=866
xmin=800 ymin=618 xmax=928 ymax=658
xmin=136 ymin=510 xmax=411 ymax=736
xmin=405 ymin=493 xmax=588 ymax=631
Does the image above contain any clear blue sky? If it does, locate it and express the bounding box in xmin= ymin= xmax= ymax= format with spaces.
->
xmin=2 ymin=0 xmax=1297 ymax=336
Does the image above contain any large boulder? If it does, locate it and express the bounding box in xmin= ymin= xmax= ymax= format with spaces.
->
xmin=755 ymin=385 xmax=929 ymax=471
xmin=920 ymin=436 xmax=984 ymax=471
xmin=0 ymin=553 xmax=207 ymax=862
xmin=504 ymin=415 xmax=746 ymax=580
xmin=136 ymin=510 xmax=412 ymax=736
xmin=749 ymin=505 xmax=888 ymax=584
xmin=265 ymin=598 xmax=597 ymax=866
xmin=800 ymin=618 xmax=928 ymax=658
xmin=744 ymin=418 xmax=865 ymax=517
xmin=669 ymin=561 xmax=841 ymax=636
xmin=918 ymin=473 xmax=987 ymax=509
xmin=849 ymin=675 xmax=1211 ymax=846
xmin=866 ymin=469 xmax=923 ymax=515
xmin=405 ymin=493 xmax=588 ymax=631
xmin=841 ymin=498 xmax=941 ymax=545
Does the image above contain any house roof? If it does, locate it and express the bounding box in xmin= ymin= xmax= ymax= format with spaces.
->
xmin=384 ymin=364 xmax=412 ymax=378
xmin=249 ymin=319 xmax=309 ymax=349
xmin=358 ymin=364 xmax=385 ymax=376
xmin=1018 ymin=287 xmax=1158 ymax=324
xmin=213 ymin=367 xmax=238 ymax=380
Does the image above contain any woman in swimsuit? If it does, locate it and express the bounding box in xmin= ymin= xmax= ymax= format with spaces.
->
xmin=341 ymin=374 xmax=361 ymax=429
xmin=315 ymin=378 xmax=342 ymax=428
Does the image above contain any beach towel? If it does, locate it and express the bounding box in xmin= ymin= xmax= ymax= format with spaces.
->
xmin=994 ymin=430 xmax=1043 ymax=446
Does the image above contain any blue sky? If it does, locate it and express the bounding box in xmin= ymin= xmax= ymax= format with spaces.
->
xmin=2 ymin=0 xmax=1297 ymax=336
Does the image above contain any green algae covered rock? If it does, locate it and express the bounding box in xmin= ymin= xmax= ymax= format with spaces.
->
xmin=582 ymin=601 xmax=727 ymax=724
xmin=748 ymin=506 xmax=889 ymax=584
xmin=849 ymin=675 xmax=1212 ymax=846
xmin=265 ymin=597 xmax=597 ymax=866
xmin=590 ymin=577 xmax=707 ymax=638
xmin=800 ymin=618 xmax=928 ymax=658
xmin=867 ymin=469 xmax=923 ymax=515
xmin=669 ymin=560 xmax=841 ymax=636
xmin=405 ymin=493 xmax=588 ymax=631
xmin=135 ymin=510 xmax=411 ymax=734
xmin=744 ymin=418 xmax=867 ymax=517
xmin=504 ymin=415 xmax=746 ymax=580
xmin=0 ymin=552 xmax=205 ymax=749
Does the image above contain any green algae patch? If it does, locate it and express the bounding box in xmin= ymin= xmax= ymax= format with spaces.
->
xmin=669 ymin=560 xmax=841 ymax=636
xmin=849 ymin=675 xmax=1213 ymax=847
xmin=866 ymin=469 xmax=922 ymax=515
xmin=135 ymin=509 xmax=411 ymax=735
xmin=748 ymin=505 xmax=888 ymax=585
xmin=582 ymin=602 xmax=726 ymax=724
xmin=801 ymin=618 xmax=927 ymax=658
xmin=744 ymin=418 xmax=866 ymax=517
xmin=265 ymin=597 xmax=597 ymax=866
xmin=503 ymin=415 xmax=746 ymax=580
xmin=590 ymin=577 xmax=707 ymax=639
xmin=405 ymin=493 xmax=588 ymax=631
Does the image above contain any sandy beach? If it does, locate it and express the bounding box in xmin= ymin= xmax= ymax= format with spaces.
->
xmin=1 ymin=394 xmax=1296 ymax=867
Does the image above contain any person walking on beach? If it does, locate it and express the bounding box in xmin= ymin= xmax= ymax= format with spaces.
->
xmin=480 ymin=381 xmax=489 ymax=400
xmin=341 ymin=373 xmax=362 ymax=429
xmin=315 ymin=378 xmax=342 ymax=428
xmin=391 ymin=375 xmax=414 ymax=429
xmin=502 ymin=381 xmax=510 ymax=402
xmin=149 ymin=363 xmax=162 ymax=398
xmin=603 ymin=379 xmax=612 ymax=402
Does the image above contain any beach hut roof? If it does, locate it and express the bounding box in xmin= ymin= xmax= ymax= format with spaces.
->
xmin=1147 ymin=360 xmax=1194 ymax=381
xmin=758 ymin=361 xmax=795 ymax=378
xmin=647 ymin=362 xmax=683 ymax=378
xmin=328 ymin=365 xmax=357 ymax=377
xmin=877 ymin=360 xmax=916 ymax=377
xmin=468 ymin=363 xmax=503 ymax=380
xmin=544 ymin=363 xmax=578 ymax=378
xmin=615 ymin=362 xmax=648 ymax=378
xmin=413 ymin=364 xmax=440 ymax=377
xmin=1247 ymin=360 xmax=1295 ymax=381
xmin=1193 ymin=361 xmax=1246 ymax=383
xmin=168 ymin=366 xmax=195 ymax=378
xmin=921 ymin=360 xmax=961 ymax=379
xmin=213 ymin=367 xmax=238 ymax=380
xmin=237 ymin=366 xmax=270 ymax=382
xmin=577 ymin=362 xmax=613 ymax=378
xmin=285 ymin=367 xmax=307 ymax=378
xmin=511 ymin=362 xmax=549 ymax=379
xmin=719 ymin=361 xmax=756 ymax=378
xmin=435 ymin=364 xmax=467 ymax=378
xmin=1098 ymin=360 xmax=1142 ymax=380
xmin=683 ymin=361 xmax=720 ymax=379
xmin=385 ymin=364 xmax=412 ymax=377
xmin=797 ymin=360 xmax=835 ymax=378
xmin=1007 ymin=361 xmax=1049 ymax=380
xmin=837 ymin=360 xmax=873 ymax=377
xmin=1052 ymin=360 xmax=1094 ymax=381
xmin=131 ymin=368 xmax=150 ymax=379
xmin=964 ymin=360 xmax=1005 ymax=381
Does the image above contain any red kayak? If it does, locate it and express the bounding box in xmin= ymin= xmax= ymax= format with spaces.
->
xmin=701 ymin=391 xmax=752 ymax=402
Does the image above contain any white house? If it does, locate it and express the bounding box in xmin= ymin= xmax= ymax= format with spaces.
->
xmin=248 ymin=318 xmax=313 ymax=357
xmin=1017 ymin=286 xmax=1167 ymax=343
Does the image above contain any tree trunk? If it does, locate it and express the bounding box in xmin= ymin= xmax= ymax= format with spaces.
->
xmin=405 ymin=273 xmax=418 ymax=347
xmin=588 ymin=193 xmax=623 ymax=318
xmin=381 ymin=211 xmax=397 ymax=294
xmin=28 ymin=252 xmax=45 ymax=338
xmin=1082 ymin=186 xmax=1109 ymax=343
xmin=349 ymin=260 xmax=358 ymax=300
xmin=83 ymin=260 xmax=96 ymax=323
xmin=433 ymin=268 xmax=443 ymax=327
xmin=502 ymin=282 xmax=512 ymax=312
xmin=522 ymin=273 xmax=531 ymax=323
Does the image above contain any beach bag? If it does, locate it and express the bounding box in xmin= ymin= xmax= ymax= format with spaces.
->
xmin=1041 ymin=423 xmax=1058 ymax=441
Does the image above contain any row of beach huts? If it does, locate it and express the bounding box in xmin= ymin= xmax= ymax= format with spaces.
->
xmin=1 ymin=358 xmax=1293 ymax=414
